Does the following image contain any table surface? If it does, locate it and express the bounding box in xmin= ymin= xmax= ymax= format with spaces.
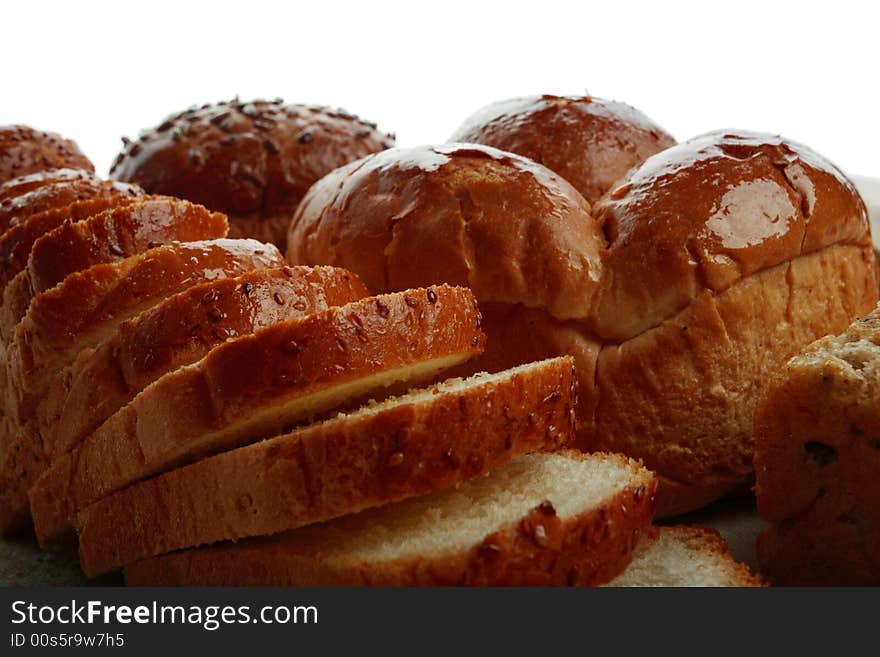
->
xmin=2 ymin=177 xmax=877 ymax=587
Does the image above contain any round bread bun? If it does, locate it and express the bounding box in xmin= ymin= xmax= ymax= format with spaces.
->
xmin=0 ymin=125 xmax=93 ymax=184
xmin=287 ymin=134 xmax=879 ymax=516
xmin=110 ymin=98 xmax=395 ymax=249
xmin=449 ymin=95 xmax=675 ymax=204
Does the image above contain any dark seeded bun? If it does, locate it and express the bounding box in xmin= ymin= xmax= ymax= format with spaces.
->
xmin=287 ymin=133 xmax=878 ymax=515
xmin=0 ymin=125 xmax=93 ymax=184
xmin=110 ymin=99 xmax=395 ymax=249
xmin=449 ymin=95 xmax=675 ymax=203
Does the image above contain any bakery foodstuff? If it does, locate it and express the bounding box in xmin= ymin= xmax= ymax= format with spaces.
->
xmin=0 ymin=125 xmax=93 ymax=184
xmin=755 ymin=309 xmax=880 ymax=585
xmin=0 ymin=168 xmax=95 ymax=202
xmin=605 ymin=525 xmax=762 ymax=587
xmin=449 ymin=94 xmax=675 ymax=203
xmin=39 ymin=266 xmax=368 ymax=461
xmin=76 ymin=357 xmax=577 ymax=575
xmin=0 ymin=194 xmax=146 ymax=294
xmin=30 ymin=285 xmax=485 ymax=542
xmin=0 ymin=197 xmax=224 ymax=336
xmin=5 ymin=239 xmax=282 ymax=421
xmin=286 ymin=133 xmax=878 ymax=515
xmin=0 ymin=177 xmax=142 ymax=234
xmin=0 ymin=239 xmax=283 ymax=536
xmin=122 ymin=451 xmax=655 ymax=586
xmin=26 ymin=198 xmax=228 ymax=294
xmin=110 ymin=99 xmax=394 ymax=248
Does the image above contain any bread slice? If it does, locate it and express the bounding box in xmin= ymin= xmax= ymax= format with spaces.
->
xmin=0 ymin=169 xmax=95 ymax=203
xmin=30 ymin=286 xmax=484 ymax=543
xmin=0 ymin=193 xmax=143 ymax=295
xmin=39 ymin=266 xmax=368 ymax=461
xmin=604 ymin=526 xmax=762 ymax=587
xmin=26 ymin=198 xmax=229 ymax=295
xmin=0 ymin=178 xmax=142 ymax=235
xmin=4 ymin=238 xmax=284 ymax=424
xmin=77 ymin=357 xmax=577 ymax=575
xmin=0 ymin=266 xmax=367 ymax=537
xmin=123 ymin=451 xmax=656 ymax=586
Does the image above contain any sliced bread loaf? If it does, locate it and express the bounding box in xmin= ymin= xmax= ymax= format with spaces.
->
xmin=0 ymin=193 xmax=144 ymax=295
xmin=0 ymin=198 xmax=229 ymax=348
xmin=39 ymin=266 xmax=368 ymax=461
xmin=0 ymin=178 xmax=143 ymax=234
xmin=0 ymin=266 xmax=366 ymax=537
xmin=0 ymin=169 xmax=95 ymax=204
xmin=30 ymin=286 xmax=485 ymax=543
xmin=123 ymin=451 xmax=655 ymax=586
xmin=26 ymin=198 xmax=229 ymax=295
xmin=77 ymin=357 xmax=577 ymax=575
xmin=4 ymin=238 xmax=284 ymax=423
xmin=604 ymin=526 xmax=762 ymax=587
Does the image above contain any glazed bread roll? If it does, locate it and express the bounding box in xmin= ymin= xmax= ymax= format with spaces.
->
xmin=287 ymin=134 xmax=879 ymax=515
xmin=110 ymin=99 xmax=395 ymax=249
xmin=0 ymin=125 xmax=93 ymax=184
xmin=449 ymin=95 xmax=675 ymax=203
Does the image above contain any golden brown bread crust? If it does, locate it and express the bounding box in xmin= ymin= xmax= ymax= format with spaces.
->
xmin=110 ymin=99 xmax=394 ymax=249
xmin=76 ymin=357 xmax=578 ymax=576
xmin=0 ymin=125 xmax=93 ymax=184
xmin=0 ymin=177 xmax=143 ymax=235
xmin=0 ymin=168 xmax=95 ymax=203
xmin=123 ymin=451 xmax=656 ymax=586
xmin=287 ymin=143 xmax=604 ymax=321
xmin=39 ymin=266 xmax=369 ymax=461
xmin=29 ymin=286 xmax=485 ymax=542
xmin=754 ymin=309 xmax=880 ymax=585
xmin=449 ymin=95 xmax=675 ymax=204
xmin=5 ymin=239 xmax=284 ymax=424
xmin=591 ymin=130 xmax=874 ymax=342
xmin=286 ymin=132 xmax=878 ymax=515
xmin=0 ymin=194 xmax=144 ymax=296
xmin=26 ymin=198 xmax=228 ymax=294
xmin=0 ymin=423 xmax=41 ymax=535
xmin=593 ymin=244 xmax=878 ymax=509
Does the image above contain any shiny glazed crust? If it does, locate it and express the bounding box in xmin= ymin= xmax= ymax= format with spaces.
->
xmin=449 ymin=94 xmax=675 ymax=203
xmin=5 ymin=239 xmax=284 ymax=423
xmin=286 ymin=132 xmax=879 ymax=514
xmin=110 ymin=99 xmax=394 ymax=248
xmin=39 ymin=266 xmax=369 ymax=460
xmin=29 ymin=286 xmax=485 ymax=542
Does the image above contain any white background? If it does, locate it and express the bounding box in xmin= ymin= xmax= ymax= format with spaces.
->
xmin=3 ymin=0 xmax=878 ymax=178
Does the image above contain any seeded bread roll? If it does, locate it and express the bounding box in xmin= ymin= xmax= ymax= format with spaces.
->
xmin=110 ymin=99 xmax=394 ymax=249
xmin=755 ymin=308 xmax=880 ymax=585
xmin=287 ymin=133 xmax=879 ymax=515
xmin=0 ymin=125 xmax=93 ymax=184
xmin=449 ymin=95 xmax=675 ymax=203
